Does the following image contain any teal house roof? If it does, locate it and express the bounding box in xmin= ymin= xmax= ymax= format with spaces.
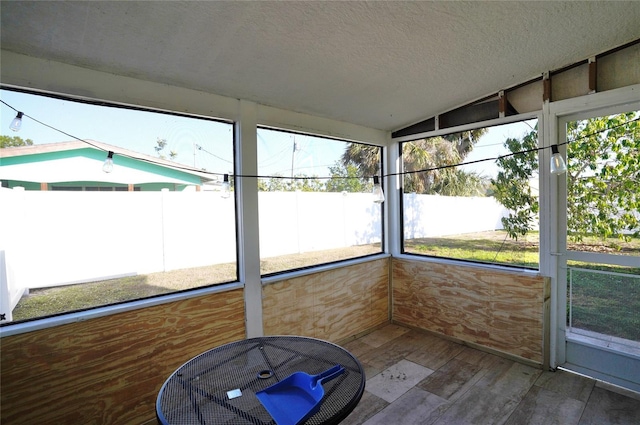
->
xmin=1 ymin=140 xmax=215 ymax=188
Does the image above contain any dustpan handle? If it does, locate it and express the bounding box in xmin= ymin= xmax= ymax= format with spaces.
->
xmin=312 ymin=365 xmax=345 ymax=388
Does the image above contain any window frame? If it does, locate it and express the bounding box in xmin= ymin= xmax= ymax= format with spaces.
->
xmin=255 ymin=125 xmax=386 ymax=277
xmin=393 ymin=112 xmax=543 ymax=272
xmin=0 ymin=86 xmax=240 ymax=330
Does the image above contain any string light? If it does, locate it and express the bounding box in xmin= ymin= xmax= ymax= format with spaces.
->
xmin=221 ymin=174 xmax=230 ymax=198
xmin=2 ymin=99 xmax=637 ymax=184
xmin=550 ymin=145 xmax=567 ymax=175
xmin=102 ymin=151 xmax=114 ymax=173
xmin=372 ymin=176 xmax=385 ymax=203
xmin=9 ymin=112 xmax=23 ymax=132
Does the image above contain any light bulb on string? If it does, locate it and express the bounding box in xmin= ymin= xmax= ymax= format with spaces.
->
xmin=103 ymin=151 xmax=114 ymax=173
xmin=372 ymin=175 xmax=385 ymax=203
xmin=550 ymin=145 xmax=567 ymax=175
xmin=9 ymin=112 xmax=23 ymax=132
xmin=221 ymin=174 xmax=231 ymax=198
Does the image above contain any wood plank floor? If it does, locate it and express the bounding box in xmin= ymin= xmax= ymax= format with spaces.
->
xmin=341 ymin=324 xmax=640 ymax=425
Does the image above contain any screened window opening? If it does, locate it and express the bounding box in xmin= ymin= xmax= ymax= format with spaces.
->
xmin=257 ymin=128 xmax=384 ymax=275
xmin=565 ymin=110 xmax=640 ymax=253
xmin=0 ymin=88 xmax=236 ymax=323
xmin=563 ymin=110 xmax=640 ymax=350
xmin=401 ymin=119 xmax=540 ymax=269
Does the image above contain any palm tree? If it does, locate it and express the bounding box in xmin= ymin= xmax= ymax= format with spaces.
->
xmin=341 ymin=128 xmax=488 ymax=196
xmin=341 ymin=143 xmax=381 ymax=178
xmin=442 ymin=128 xmax=487 ymax=157
xmin=402 ymin=137 xmax=457 ymax=193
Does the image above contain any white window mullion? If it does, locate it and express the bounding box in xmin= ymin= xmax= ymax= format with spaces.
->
xmin=236 ymin=100 xmax=263 ymax=337
xmin=386 ymin=138 xmax=401 ymax=257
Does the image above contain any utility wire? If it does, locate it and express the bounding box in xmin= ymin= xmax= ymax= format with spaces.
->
xmin=194 ymin=143 xmax=232 ymax=163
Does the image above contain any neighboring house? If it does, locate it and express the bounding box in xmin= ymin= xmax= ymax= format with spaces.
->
xmin=0 ymin=140 xmax=215 ymax=191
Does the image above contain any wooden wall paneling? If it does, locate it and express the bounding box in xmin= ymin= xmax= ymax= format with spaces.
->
xmin=392 ymin=259 xmax=546 ymax=365
xmin=488 ymin=271 xmax=545 ymax=361
xmin=393 ymin=260 xmax=490 ymax=338
xmin=313 ymin=292 xmax=370 ymax=340
xmin=263 ymin=259 xmax=390 ymax=342
xmin=1 ymin=288 xmax=246 ymax=424
xmin=262 ymin=278 xmax=318 ymax=337
xmin=370 ymin=276 xmax=390 ymax=324
xmin=542 ymin=277 xmax=551 ymax=370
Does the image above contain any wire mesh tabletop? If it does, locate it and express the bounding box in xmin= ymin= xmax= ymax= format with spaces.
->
xmin=156 ymin=336 xmax=365 ymax=425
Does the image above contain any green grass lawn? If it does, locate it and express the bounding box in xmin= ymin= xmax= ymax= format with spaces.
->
xmin=10 ymin=232 xmax=639 ymax=343
xmin=403 ymin=230 xmax=540 ymax=268
xmin=10 ymin=245 xmax=380 ymax=321
xmin=568 ymin=265 xmax=640 ymax=341
xmin=10 ymin=263 xmax=237 ymax=322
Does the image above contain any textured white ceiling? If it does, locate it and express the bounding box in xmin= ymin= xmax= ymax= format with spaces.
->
xmin=1 ymin=1 xmax=639 ymax=131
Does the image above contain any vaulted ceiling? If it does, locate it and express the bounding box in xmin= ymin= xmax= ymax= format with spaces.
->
xmin=2 ymin=1 xmax=639 ymax=132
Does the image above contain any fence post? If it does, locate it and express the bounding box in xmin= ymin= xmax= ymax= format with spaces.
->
xmin=0 ymin=250 xmax=12 ymax=323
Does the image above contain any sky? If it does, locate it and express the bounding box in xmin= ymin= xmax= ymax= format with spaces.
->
xmin=0 ymin=89 xmax=345 ymax=179
xmin=460 ymin=119 xmax=538 ymax=179
xmin=257 ymin=129 xmax=348 ymax=178
xmin=1 ymin=88 xmax=536 ymax=181
xmin=0 ymin=89 xmax=234 ymax=174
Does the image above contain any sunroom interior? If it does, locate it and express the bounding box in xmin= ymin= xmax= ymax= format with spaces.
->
xmin=1 ymin=2 xmax=639 ymax=424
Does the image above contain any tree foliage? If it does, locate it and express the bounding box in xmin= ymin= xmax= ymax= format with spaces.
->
xmin=154 ymin=138 xmax=177 ymax=160
xmin=492 ymin=128 xmax=540 ymax=240
xmin=442 ymin=129 xmax=488 ymax=158
xmin=326 ymin=162 xmax=370 ymax=193
xmin=0 ymin=135 xmax=34 ymax=148
xmin=341 ymin=143 xmax=381 ymax=180
xmin=493 ymin=113 xmax=640 ymax=241
xmin=258 ymin=174 xmax=324 ymax=192
xmin=402 ymin=129 xmax=488 ymax=195
xmin=339 ymin=129 xmax=488 ymax=196
xmin=565 ymin=113 xmax=640 ymax=241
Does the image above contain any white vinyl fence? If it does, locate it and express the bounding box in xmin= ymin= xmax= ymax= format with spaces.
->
xmin=0 ymin=188 xmax=509 ymax=320
xmin=258 ymin=191 xmax=383 ymax=258
xmin=403 ymin=193 xmax=510 ymax=238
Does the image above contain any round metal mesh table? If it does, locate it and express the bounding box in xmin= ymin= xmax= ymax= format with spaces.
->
xmin=156 ymin=336 xmax=365 ymax=425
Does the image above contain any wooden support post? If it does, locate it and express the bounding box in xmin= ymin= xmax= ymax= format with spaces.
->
xmin=498 ymin=91 xmax=506 ymax=118
xmin=543 ymin=72 xmax=551 ymax=102
xmin=588 ymin=57 xmax=597 ymax=94
xmin=40 ymin=182 xmax=48 ymax=191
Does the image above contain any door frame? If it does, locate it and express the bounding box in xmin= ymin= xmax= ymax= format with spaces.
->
xmin=546 ymin=84 xmax=640 ymax=391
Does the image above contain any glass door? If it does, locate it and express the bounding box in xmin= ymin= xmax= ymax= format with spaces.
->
xmin=556 ymin=103 xmax=640 ymax=392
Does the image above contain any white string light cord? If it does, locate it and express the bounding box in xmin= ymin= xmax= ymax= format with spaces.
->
xmin=2 ymin=99 xmax=637 ymax=182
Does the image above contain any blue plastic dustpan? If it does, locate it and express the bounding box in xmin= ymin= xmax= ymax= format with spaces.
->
xmin=256 ymin=365 xmax=345 ymax=425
